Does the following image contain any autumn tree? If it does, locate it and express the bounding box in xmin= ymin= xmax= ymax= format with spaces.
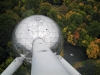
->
xmin=58 ymin=5 xmax=68 ymax=15
xmin=86 ymin=39 xmax=100 ymax=58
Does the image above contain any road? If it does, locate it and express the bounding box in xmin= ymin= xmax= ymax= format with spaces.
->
xmin=63 ymin=42 xmax=88 ymax=64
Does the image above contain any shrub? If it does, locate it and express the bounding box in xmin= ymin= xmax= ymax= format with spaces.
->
xmin=86 ymin=39 xmax=100 ymax=58
xmin=77 ymin=60 xmax=96 ymax=75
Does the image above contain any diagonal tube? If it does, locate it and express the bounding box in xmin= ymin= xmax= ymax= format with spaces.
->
xmin=31 ymin=38 xmax=70 ymax=75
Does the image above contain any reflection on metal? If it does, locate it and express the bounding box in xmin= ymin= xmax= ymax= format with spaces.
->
xmin=1 ymin=15 xmax=81 ymax=75
xmin=1 ymin=57 xmax=25 ymax=75
xmin=12 ymin=15 xmax=63 ymax=63
xmin=31 ymin=38 xmax=70 ymax=75
xmin=57 ymin=55 xmax=81 ymax=75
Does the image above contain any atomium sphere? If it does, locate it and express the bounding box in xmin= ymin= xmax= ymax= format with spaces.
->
xmin=12 ymin=15 xmax=63 ymax=60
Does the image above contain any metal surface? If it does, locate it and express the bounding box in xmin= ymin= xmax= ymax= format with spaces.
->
xmin=31 ymin=38 xmax=70 ymax=75
xmin=12 ymin=15 xmax=63 ymax=62
xmin=1 ymin=57 xmax=25 ymax=75
xmin=57 ymin=55 xmax=81 ymax=75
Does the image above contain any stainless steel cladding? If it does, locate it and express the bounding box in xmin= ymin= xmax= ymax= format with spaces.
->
xmin=12 ymin=15 xmax=63 ymax=59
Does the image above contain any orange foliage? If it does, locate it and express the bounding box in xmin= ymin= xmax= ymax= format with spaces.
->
xmin=57 ymin=15 xmax=61 ymax=19
xmin=94 ymin=39 xmax=100 ymax=44
xmin=86 ymin=39 xmax=100 ymax=58
xmin=66 ymin=11 xmax=75 ymax=19
xmin=85 ymin=15 xmax=91 ymax=19
xmin=67 ymin=31 xmax=76 ymax=45
xmin=93 ymin=6 xmax=98 ymax=12
xmin=74 ymin=30 xmax=79 ymax=39
xmin=79 ymin=3 xmax=84 ymax=6
xmin=73 ymin=62 xmax=82 ymax=69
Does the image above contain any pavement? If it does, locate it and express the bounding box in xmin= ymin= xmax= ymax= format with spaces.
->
xmin=63 ymin=42 xmax=88 ymax=64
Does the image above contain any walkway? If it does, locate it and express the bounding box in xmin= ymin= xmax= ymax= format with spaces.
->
xmin=63 ymin=42 xmax=88 ymax=64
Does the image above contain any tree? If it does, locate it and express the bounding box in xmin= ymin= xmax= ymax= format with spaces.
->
xmin=0 ymin=47 xmax=8 ymax=64
xmin=0 ymin=11 xmax=20 ymax=47
xmin=83 ymin=4 xmax=93 ymax=14
xmin=25 ymin=0 xmax=42 ymax=13
xmin=86 ymin=39 xmax=100 ymax=58
xmin=63 ymin=0 xmax=71 ymax=6
xmin=52 ymin=0 xmax=63 ymax=5
xmin=22 ymin=9 xmax=34 ymax=18
xmin=66 ymin=11 xmax=83 ymax=26
xmin=69 ymin=13 xmax=83 ymax=25
xmin=95 ymin=60 xmax=100 ymax=75
xmin=68 ymin=1 xmax=79 ymax=10
xmin=0 ymin=1 xmax=13 ymax=14
xmin=88 ymin=21 xmax=100 ymax=37
xmin=13 ymin=0 xmax=26 ymax=17
xmin=47 ymin=8 xmax=58 ymax=21
xmin=77 ymin=59 xmax=97 ymax=75
xmin=58 ymin=5 xmax=68 ymax=15
xmin=38 ymin=2 xmax=52 ymax=15
xmin=92 ymin=12 xmax=100 ymax=22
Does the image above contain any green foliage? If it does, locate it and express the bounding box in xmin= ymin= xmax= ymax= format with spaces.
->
xmin=6 ymin=41 xmax=16 ymax=58
xmin=1 ymin=0 xmax=100 ymax=74
xmin=83 ymin=4 xmax=93 ymax=14
xmin=77 ymin=28 xmax=93 ymax=48
xmin=0 ymin=1 xmax=13 ymax=14
xmin=25 ymin=0 xmax=42 ymax=13
xmin=88 ymin=21 xmax=100 ymax=37
xmin=57 ymin=16 xmax=68 ymax=29
xmin=68 ymin=1 xmax=79 ymax=10
xmin=22 ymin=9 xmax=34 ymax=18
xmin=47 ymin=8 xmax=58 ymax=21
xmin=0 ymin=11 xmax=20 ymax=47
xmin=0 ymin=47 xmax=8 ymax=64
xmin=43 ymin=0 xmax=63 ymax=5
xmin=77 ymin=59 xmax=97 ymax=75
xmin=77 ymin=59 xmax=100 ymax=75
xmin=79 ymin=10 xmax=86 ymax=18
xmin=12 ymin=0 xmax=26 ymax=17
xmin=38 ymin=2 xmax=52 ymax=15
xmin=63 ymin=0 xmax=71 ymax=6
xmin=95 ymin=60 xmax=100 ymax=75
xmin=92 ymin=12 xmax=100 ymax=22
xmin=69 ymin=13 xmax=83 ymax=25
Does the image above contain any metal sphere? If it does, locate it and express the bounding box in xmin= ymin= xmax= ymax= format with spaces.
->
xmin=12 ymin=15 xmax=63 ymax=60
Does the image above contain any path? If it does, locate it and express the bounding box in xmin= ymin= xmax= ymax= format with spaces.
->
xmin=63 ymin=42 xmax=88 ymax=64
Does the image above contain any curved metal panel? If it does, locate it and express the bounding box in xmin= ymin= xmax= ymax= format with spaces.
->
xmin=12 ymin=15 xmax=63 ymax=62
